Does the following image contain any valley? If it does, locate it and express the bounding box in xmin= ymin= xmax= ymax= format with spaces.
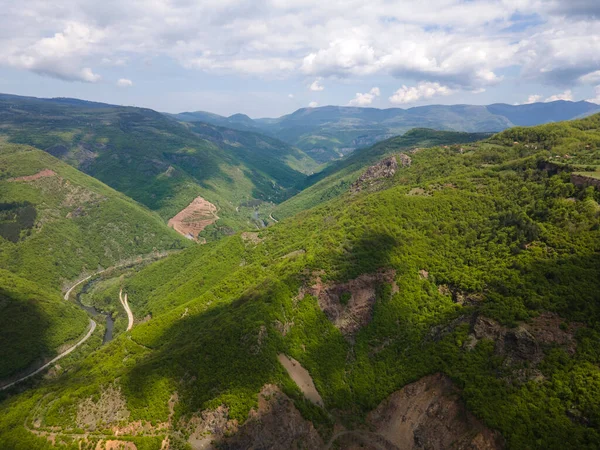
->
xmin=0 ymin=95 xmax=599 ymax=450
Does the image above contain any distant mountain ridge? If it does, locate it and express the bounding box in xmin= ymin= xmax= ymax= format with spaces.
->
xmin=174 ymin=101 xmax=600 ymax=162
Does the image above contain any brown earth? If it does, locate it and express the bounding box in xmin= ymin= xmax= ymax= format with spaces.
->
xmin=183 ymin=385 xmax=324 ymax=450
xmin=8 ymin=169 xmax=56 ymax=182
xmin=469 ymin=312 xmax=581 ymax=367
xmin=220 ymin=384 xmax=325 ymax=450
xmin=168 ymin=196 xmax=219 ymax=241
xmin=277 ymin=354 xmax=324 ymax=407
xmin=304 ymin=269 xmax=398 ymax=337
xmin=96 ymin=440 xmax=137 ymax=450
xmin=356 ymin=373 xmax=504 ymax=450
xmin=351 ymin=156 xmax=400 ymax=192
xmin=76 ymin=385 xmax=130 ymax=431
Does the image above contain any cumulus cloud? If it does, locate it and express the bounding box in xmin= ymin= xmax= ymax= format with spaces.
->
xmin=545 ymin=90 xmax=573 ymax=102
xmin=309 ymin=79 xmax=324 ymax=91
xmin=0 ymin=0 xmax=598 ymax=94
xmin=588 ymin=86 xmax=600 ymax=104
xmin=389 ymin=82 xmax=453 ymax=105
xmin=525 ymin=94 xmax=543 ymax=104
xmin=308 ymin=101 xmax=318 ymax=108
xmin=348 ymin=87 xmax=380 ymax=106
xmin=116 ymin=78 xmax=133 ymax=87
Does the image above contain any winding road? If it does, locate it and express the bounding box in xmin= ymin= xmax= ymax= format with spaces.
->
xmin=0 ymin=274 xmax=102 ymax=391
xmin=269 ymin=213 xmax=279 ymax=223
xmin=119 ymin=289 xmax=134 ymax=331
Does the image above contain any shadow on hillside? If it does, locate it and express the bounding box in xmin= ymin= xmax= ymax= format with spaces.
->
xmin=0 ymin=288 xmax=56 ymax=384
xmin=120 ymin=232 xmax=399 ymax=420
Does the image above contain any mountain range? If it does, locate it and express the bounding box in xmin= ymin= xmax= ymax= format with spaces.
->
xmin=0 ymin=92 xmax=599 ymax=450
xmin=174 ymin=101 xmax=600 ymax=162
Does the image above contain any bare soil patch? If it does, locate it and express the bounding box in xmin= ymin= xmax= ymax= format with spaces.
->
xmin=305 ymin=269 xmax=398 ymax=337
xmin=168 ymin=196 xmax=219 ymax=241
xmin=221 ymin=384 xmax=324 ymax=450
xmin=277 ymin=354 xmax=324 ymax=407
xmin=364 ymin=373 xmax=504 ymax=450
xmin=76 ymin=385 xmax=130 ymax=431
xmin=8 ymin=169 xmax=56 ymax=182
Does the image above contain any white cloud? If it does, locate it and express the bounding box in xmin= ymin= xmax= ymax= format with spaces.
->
xmin=117 ymin=78 xmax=133 ymax=87
xmin=0 ymin=0 xmax=598 ymax=95
xmin=588 ymin=86 xmax=600 ymax=104
xmin=389 ymin=82 xmax=453 ymax=105
xmin=288 ymin=93 xmax=294 ymax=98
xmin=308 ymin=101 xmax=318 ymax=108
xmin=525 ymin=94 xmax=543 ymax=104
xmin=545 ymin=90 xmax=573 ymax=102
xmin=309 ymin=79 xmax=324 ymax=91
xmin=348 ymin=87 xmax=380 ymax=106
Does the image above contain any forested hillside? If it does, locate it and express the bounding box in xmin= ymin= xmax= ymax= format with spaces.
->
xmin=1 ymin=115 xmax=599 ymax=449
xmin=0 ymin=142 xmax=187 ymax=382
xmin=0 ymin=94 xmax=317 ymax=234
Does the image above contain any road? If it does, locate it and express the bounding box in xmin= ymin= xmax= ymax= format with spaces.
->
xmin=269 ymin=213 xmax=279 ymax=223
xmin=0 ymin=319 xmax=96 ymax=391
xmin=119 ymin=289 xmax=134 ymax=331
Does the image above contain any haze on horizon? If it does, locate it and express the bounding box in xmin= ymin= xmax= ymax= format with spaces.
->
xmin=0 ymin=0 xmax=599 ymax=117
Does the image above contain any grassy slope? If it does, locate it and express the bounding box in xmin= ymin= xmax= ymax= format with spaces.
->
xmin=0 ymin=142 xmax=188 ymax=379
xmin=274 ymin=128 xmax=490 ymax=219
xmin=0 ymin=94 xmax=315 ymax=232
xmin=1 ymin=115 xmax=600 ymax=449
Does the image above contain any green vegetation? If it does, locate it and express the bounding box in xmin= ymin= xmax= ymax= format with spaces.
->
xmin=275 ymin=128 xmax=489 ymax=218
xmin=0 ymin=94 xmax=317 ymax=232
xmin=1 ymin=114 xmax=600 ymax=449
xmin=0 ymin=142 xmax=188 ymax=380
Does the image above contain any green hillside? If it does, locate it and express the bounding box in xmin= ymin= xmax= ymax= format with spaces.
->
xmin=1 ymin=115 xmax=599 ymax=449
xmin=0 ymin=94 xmax=316 ymax=233
xmin=274 ymin=128 xmax=490 ymax=219
xmin=0 ymin=142 xmax=188 ymax=380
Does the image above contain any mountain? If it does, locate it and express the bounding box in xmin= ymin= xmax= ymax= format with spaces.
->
xmin=0 ymin=142 xmax=188 ymax=383
xmin=1 ymin=114 xmax=599 ymax=449
xmin=274 ymin=128 xmax=491 ymax=219
xmin=0 ymin=93 xmax=317 ymax=238
xmin=174 ymin=101 xmax=600 ymax=163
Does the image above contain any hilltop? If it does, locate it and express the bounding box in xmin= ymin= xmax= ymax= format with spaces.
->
xmin=1 ymin=114 xmax=598 ymax=449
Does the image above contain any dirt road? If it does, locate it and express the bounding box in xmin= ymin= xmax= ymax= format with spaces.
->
xmin=119 ymin=290 xmax=134 ymax=331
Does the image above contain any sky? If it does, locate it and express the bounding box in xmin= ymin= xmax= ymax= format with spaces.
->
xmin=0 ymin=0 xmax=599 ymax=118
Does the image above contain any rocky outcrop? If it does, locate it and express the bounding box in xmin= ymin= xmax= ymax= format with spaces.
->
xmin=351 ymin=155 xmax=411 ymax=192
xmin=359 ymin=373 xmax=504 ymax=450
xmin=304 ymin=269 xmax=398 ymax=337
xmin=571 ymin=173 xmax=600 ymax=189
xmin=468 ymin=313 xmax=581 ymax=367
xmin=187 ymin=385 xmax=324 ymax=450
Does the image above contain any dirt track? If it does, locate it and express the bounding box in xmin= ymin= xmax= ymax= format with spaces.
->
xmin=119 ymin=290 xmax=134 ymax=331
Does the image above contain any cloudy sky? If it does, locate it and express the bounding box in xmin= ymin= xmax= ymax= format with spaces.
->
xmin=0 ymin=0 xmax=599 ymax=117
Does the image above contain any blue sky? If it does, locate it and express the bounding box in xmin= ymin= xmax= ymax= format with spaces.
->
xmin=0 ymin=0 xmax=599 ymax=118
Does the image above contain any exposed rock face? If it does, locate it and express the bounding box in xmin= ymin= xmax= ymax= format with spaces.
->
xmin=469 ymin=313 xmax=581 ymax=367
xmin=571 ymin=173 xmax=600 ymax=189
xmin=187 ymin=385 xmax=324 ymax=450
xmin=351 ymin=156 xmax=399 ymax=192
xmin=306 ymin=269 xmax=398 ymax=337
xmin=362 ymin=373 xmax=504 ymax=450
